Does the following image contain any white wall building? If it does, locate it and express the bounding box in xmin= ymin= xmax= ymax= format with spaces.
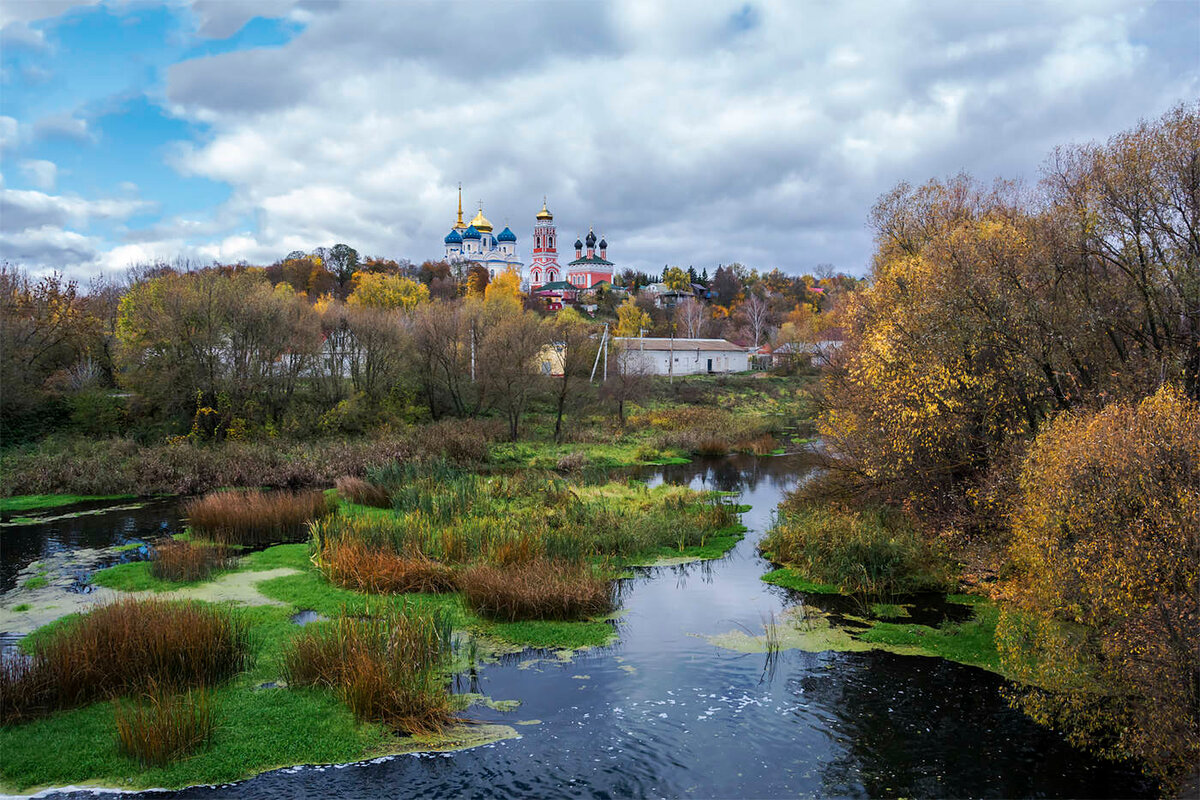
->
xmin=614 ymin=337 xmax=749 ymax=376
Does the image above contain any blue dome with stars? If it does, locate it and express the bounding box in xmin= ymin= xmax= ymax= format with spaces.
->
xmin=497 ymin=227 xmax=516 ymax=242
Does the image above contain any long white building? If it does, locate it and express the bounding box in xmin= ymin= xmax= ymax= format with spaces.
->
xmin=614 ymin=337 xmax=749 ymax=375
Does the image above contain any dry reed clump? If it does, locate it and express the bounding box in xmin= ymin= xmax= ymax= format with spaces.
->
xmin=185 ymin=489 xmax=333 ymax=546
xmin=114 ymin=681 xmax=213 ymax=767
xmin=460 ymin=559 xmax=615 ymax=622
xmin=317 ymin=538 xmax=458 ymax=594
xmin=335 ymin=476 xmax=391 ymax=509
xmin=0 ymin=598 xmax=250 ymax=724
xmin=282 ymin=608 xmax=453 ymax=735
xmin=149 ymin=539 xmax=232 ymax=582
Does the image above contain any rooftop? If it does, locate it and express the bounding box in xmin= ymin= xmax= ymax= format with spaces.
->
xmin=612 ymin=337 xmax=747 ymax=352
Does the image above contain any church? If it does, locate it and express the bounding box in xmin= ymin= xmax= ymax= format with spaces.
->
xmin=443 ymin=189 xmax=614 ymax=292
xmin=527 ymin=200 xmax=613 ymax=291
xmin=442 ymin=187 xmax=523 ymax=278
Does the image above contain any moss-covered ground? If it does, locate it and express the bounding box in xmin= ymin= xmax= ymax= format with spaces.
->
xmin=0 ymin=494 xmax=138 ymax=514
xmin=750 ymin=566 xmax=1003 ymax=675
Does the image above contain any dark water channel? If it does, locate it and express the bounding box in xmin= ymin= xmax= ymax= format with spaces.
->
xmin=24 ymin=456 xmax=1153 ymax=798
xmin=0 ymin=498 xmax=182 ymax=593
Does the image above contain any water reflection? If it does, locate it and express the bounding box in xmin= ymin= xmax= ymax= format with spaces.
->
xmin=22 ymin=456 xmax=1154 ymax=799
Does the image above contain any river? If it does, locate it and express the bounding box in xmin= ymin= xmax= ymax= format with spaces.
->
xmin=2 ymin=455 xmax=1154 ymax=798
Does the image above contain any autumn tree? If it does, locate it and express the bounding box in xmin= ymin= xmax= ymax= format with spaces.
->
xmin=741 ymin=289 xmax=773 ymax=347
xmin=603 ymin=340 xmax=651 ymax=426
xmin=614 ymin=296 xmax=651 ymax=337
xmin=479 ymin=307 xmax=547 ymax=440
xmin=662 ymin=266 xmax=691 ymax=291
xmin=675 ymin=296 xmax=707 ymax=339
xmin=347 ymin=272 xmax=431 ymax=311
xmin=326 ymin=243 xmax=360 ymax=285
xmin=998 ymin=386 xmax=1199 ymax=792
xmin=547 ymin=307 xmax=600 ymax=442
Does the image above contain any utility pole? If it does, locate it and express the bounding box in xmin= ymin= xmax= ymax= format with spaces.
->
xmin=669 ymin=323 xmax=675 ymax=384
xmin=470 ymin=323 xmax=476 ymax=382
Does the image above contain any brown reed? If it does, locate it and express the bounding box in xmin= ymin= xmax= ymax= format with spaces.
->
xmin=317 ymin=538 xmax=458 ymax=594
xmin=114 ymin=681 xmax=213 ymax=767
xmin=335 ymin=476 xmax=391 ymax=509
xmin=185 ymin=489 xmax=333 ymax=546
xmin=459 ymin=559 xmax=615 ymax=622
xmin=0 ymin=598 xmax=250 ymax=724
xmin=282 ymin=608 xmax=453 ymax=735
xmin=150 ymin=539 xmax=232 ymax=582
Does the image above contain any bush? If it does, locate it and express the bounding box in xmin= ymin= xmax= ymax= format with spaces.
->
xmin=185 ymin=489 xmax=333 ymax=546
xmin=998 ymin=385 xmax=1200 ymax=791
xmin=114 ymin=682 xmax=213 ymax=767
xmin=761 ymin=505 xmax=953 ymax=595
xmin=283 ymin=608 xmax=453 ymax=735
xmin=335 ymin=476 xmax=390 ymax=509
xmin=460 ymin=559 xmax=615 ymax=622
xmin=149 ymin=540 xmax=232 ymax=582
xmin=0 ymin=598 xmax=250 ymax=724
xmin=317 ymin=538 xmax=457 ymax=594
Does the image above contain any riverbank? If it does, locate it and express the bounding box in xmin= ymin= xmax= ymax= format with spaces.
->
xmin=0 ymin=474 xmax=749 ymax=793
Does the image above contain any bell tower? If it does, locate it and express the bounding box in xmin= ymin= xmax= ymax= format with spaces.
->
xmin=529 ymin=198 xmax=560 ymax=289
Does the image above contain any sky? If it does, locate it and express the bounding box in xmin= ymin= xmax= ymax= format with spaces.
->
xmin=1 ymin=0 xmax=1197 ymax=282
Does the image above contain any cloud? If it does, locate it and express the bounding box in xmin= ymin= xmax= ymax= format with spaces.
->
xmin=19 ymin=159 xmax=58 ymax=190
xmin=0 ymin=225 xmax=100 ymax=271
xmin=150 ymin=0 xmax=1198 ymax=275
xmin=9 ymin=0 xmax=1200 ymax=279
xmin=0 ymin=188 xmax=152 ymax=232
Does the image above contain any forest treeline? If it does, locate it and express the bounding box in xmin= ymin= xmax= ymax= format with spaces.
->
xmin=810 ymin=102 xmax=1198 ymax=790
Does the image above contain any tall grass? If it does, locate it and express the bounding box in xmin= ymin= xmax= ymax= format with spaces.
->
xmin=760 ymin=506 xmax=953 ymax=595
xmin=114 ymin=682 xmax=213 ymax=767
xmin=335 ymin=476 xmax=390 ymax=509
xmin=283 ymin=607 xmax=453 ymax=735
xmin=186 ymin=489 xmax=333 ymax=546
xmin=0 ymin=598 xmax=250 ymax=724
xmin=149 ymin=539 xmax=232 ymax=582
xmin=460 ymin=559 xmax=615 ymax=622
xmin=317 ymin=538 xmax=458 ymax=594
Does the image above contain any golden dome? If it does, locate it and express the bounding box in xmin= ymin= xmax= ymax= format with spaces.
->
xmin=470 ymin=208 xmax=493 ymax=233
xmin=536 ymin=198 xmax=553 ymax=220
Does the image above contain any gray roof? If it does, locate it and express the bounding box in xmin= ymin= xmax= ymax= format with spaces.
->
xmin=613 ymin=337 xmax=747 ymax=352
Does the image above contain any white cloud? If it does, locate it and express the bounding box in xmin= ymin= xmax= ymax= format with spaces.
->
xmin=0 ymin=188 xmax=153 ymax=232
xmin=19 ymin=159 xmax=58 ymax=190
xmin=148 ymin=0 xmax=1197 ymax=275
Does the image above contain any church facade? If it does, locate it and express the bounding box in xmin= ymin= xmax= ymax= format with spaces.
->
xmin=443 ymin=187 xmax=523 ymax=278
xmin=443 ymin=188 xmax=614 ymax=291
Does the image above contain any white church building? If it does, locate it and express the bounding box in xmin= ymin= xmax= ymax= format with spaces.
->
xmin=443 ymin=187 xmax=523 ymax=278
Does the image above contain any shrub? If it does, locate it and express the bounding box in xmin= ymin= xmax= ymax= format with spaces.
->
xmin=114 ymin=682 xmax=213 ymax=767
xmin=335 ymin=475 xmax=390 ymax=509
xmin=998 ymin=385 xmax=1200 ymax=791
xmin=760 ymin=505 xmax=952 ymax=595
xmin=283 ymin=608 xmax=453 ymax=735
xmin=460 ymin=559 xmax=615 ymax=622
xmin=317 ymin=538 xmax=458 ymax=594
xmin=0 ymin=598 xmax=250 ymax=724
xmin=185 ymin=489 xmax=333 ymax=546
xmin=149 ymin=539 xmax=232 ymax=582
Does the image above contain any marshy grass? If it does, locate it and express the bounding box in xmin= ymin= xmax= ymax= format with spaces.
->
xmin=149 ymin=539 xmax=232 ymax=582
xmin=114 ymin=682 xmax=213 ymax=767
xmin=335 ymin=476 xmax=390 ymax=509
xmin=317 ymin=538 xmax=458 ymax=594
xmin=185 ymin=489 xmax=333 ymax=546
xmin=283 ymin=607 xmax=454 ymax=735
xmin=760 ymin=505 xmax=953 ymax=596
xmin=460 ymin=559 xmax=615 ymax=622
xmin=0 ymin=598 xmax=251 ymax=724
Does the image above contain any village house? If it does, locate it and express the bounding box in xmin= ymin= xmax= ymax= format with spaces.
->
xmin=615 ymin=337 xmax=749 ymax=376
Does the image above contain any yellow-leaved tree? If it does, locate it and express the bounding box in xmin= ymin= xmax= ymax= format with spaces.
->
xmin=614 ymin=297 xmax=651 ymax=337
xmin=346 ymin=272 xmax=430 ymax=311
xmin=997 ymin=385 xmax=1199 ymax=791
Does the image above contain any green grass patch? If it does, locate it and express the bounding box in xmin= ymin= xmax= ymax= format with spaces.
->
xmin=856 ymin=597 xmax=1001 ymax=674
xmin=21 ymin=576 xmax=48 ymax=590
xmin=12 ymin=603 xmax=30 ymax=612
xmin=0 ymin=494 xmax=138 ymax=514
xmin=476 ymin=619 xmax=616 ymax=650
xmin=625 ymin=524 xmax=746 ymax=565
xmin=761 ymin=566 xmax=841 ymax=595
xmin=869 ymin=602 xmax=910 ymax=619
